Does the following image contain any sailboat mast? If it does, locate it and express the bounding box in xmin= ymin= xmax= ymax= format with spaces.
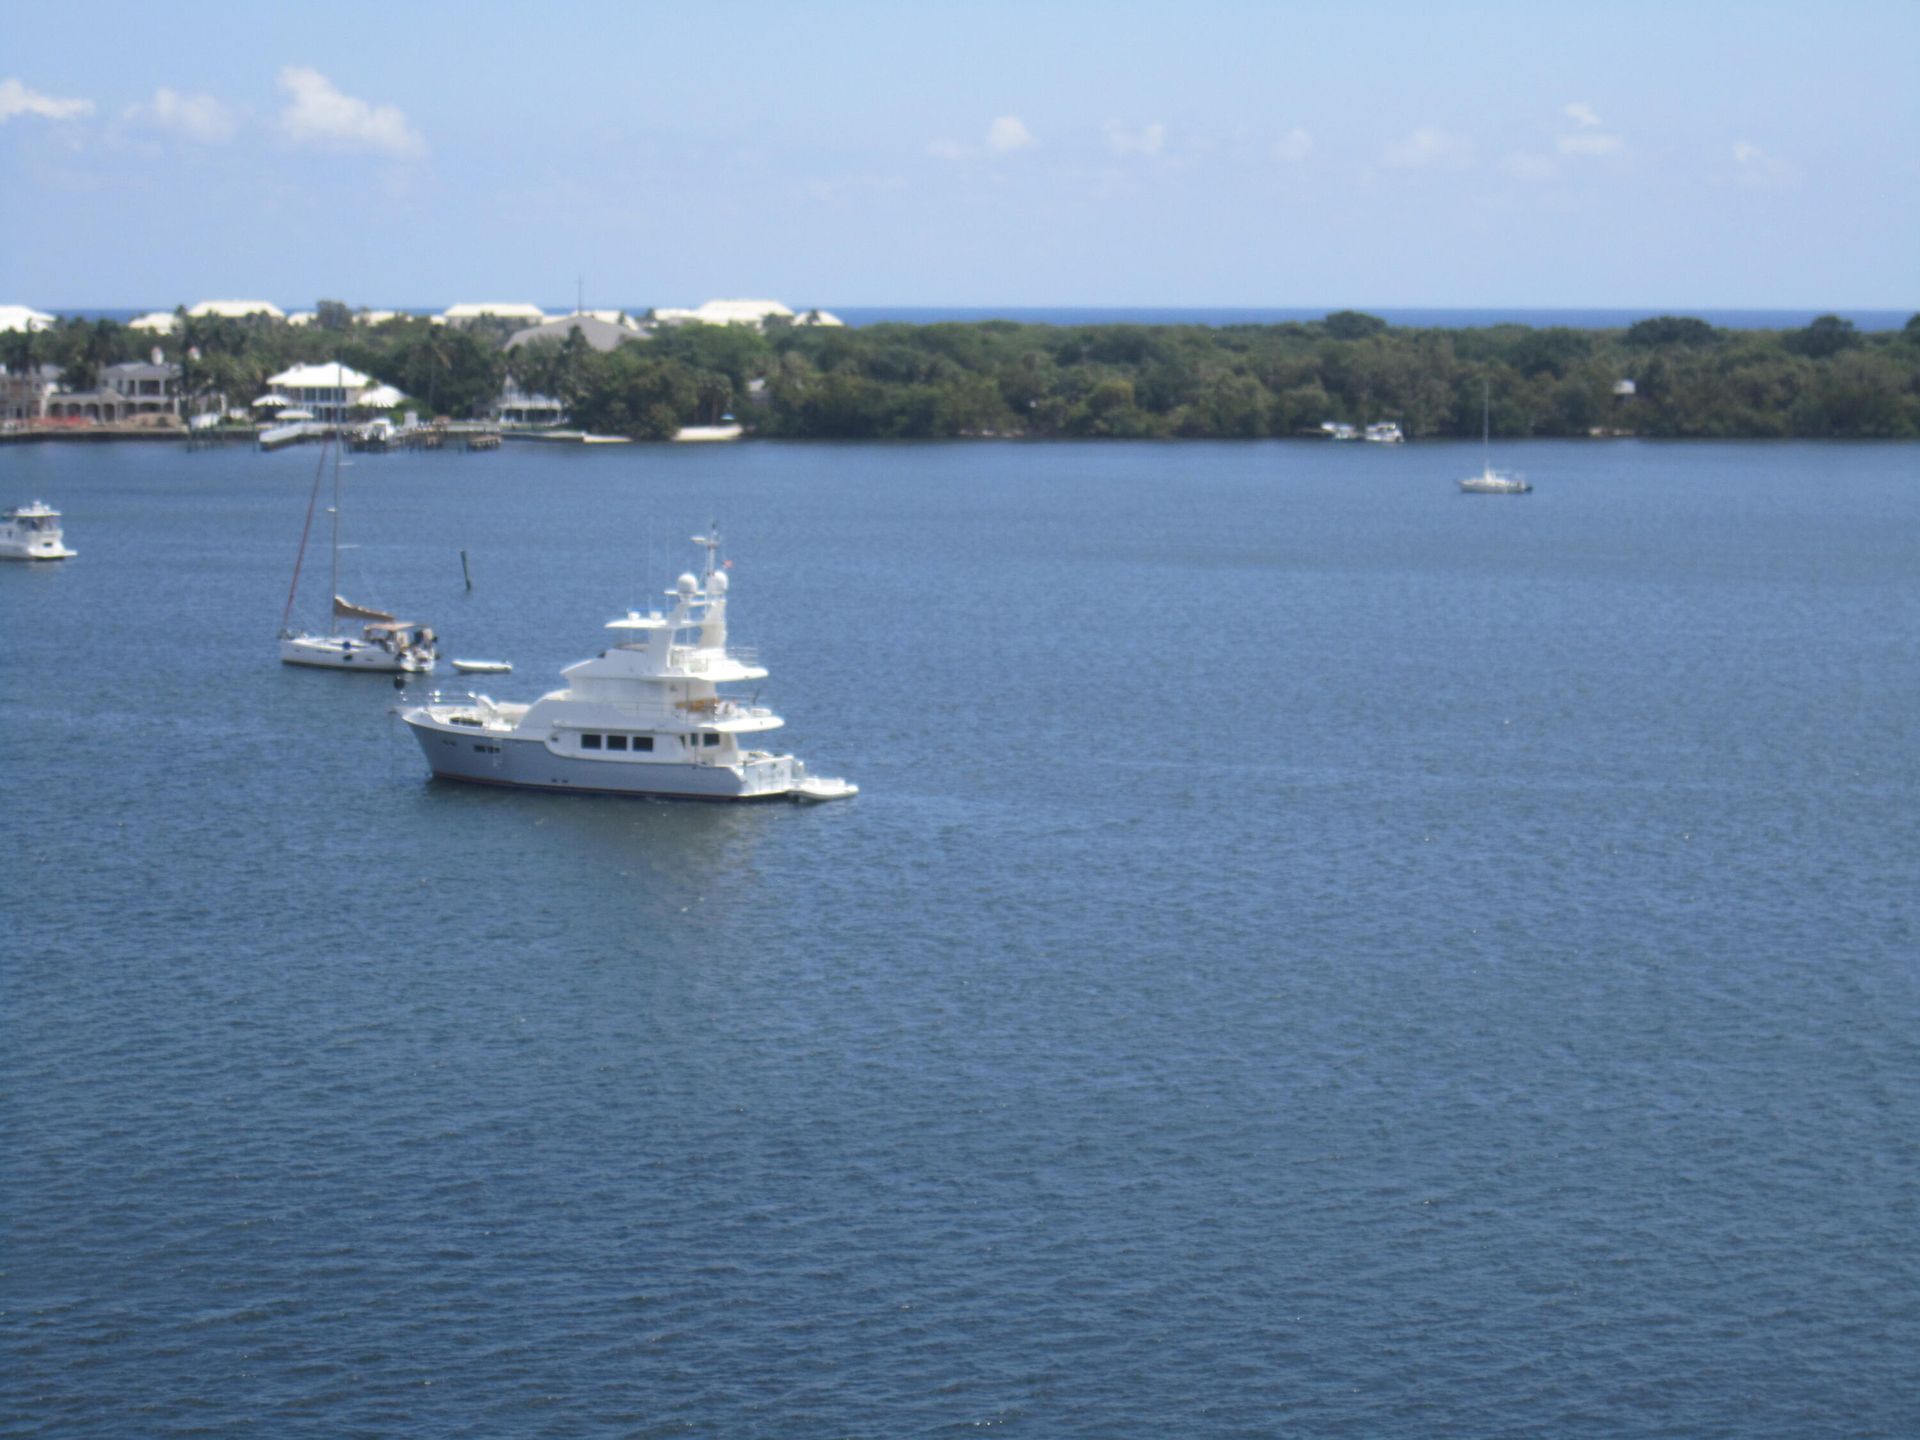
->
xmin=328 ymin=407 xmax=341 ymax=637
xmin=280 ymin=436 xmax=328 ymax=635
xmin=1482 ymin=379 xmax=1491 ymax=473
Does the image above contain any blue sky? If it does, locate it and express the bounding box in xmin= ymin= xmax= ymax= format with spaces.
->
xmin=2 ymin=0 xmax=1914 ymax=310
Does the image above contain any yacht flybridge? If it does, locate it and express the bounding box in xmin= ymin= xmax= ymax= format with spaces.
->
xmin=398 ymin=529 xmax=857 ymax=802
xmin=1 ymin=501 xmax=77 ymax=561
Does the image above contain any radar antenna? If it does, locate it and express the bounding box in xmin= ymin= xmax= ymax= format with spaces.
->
xmin=693 ymin=523 xmax=722 ymax=585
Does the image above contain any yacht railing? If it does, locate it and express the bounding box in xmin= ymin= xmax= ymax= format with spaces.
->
xmin=669 ymin=645 xmax=760 ymax=673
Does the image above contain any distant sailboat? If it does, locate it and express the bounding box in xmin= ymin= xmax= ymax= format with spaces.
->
xmin=278 ymin=434 xmax=436 ymax=671
xmin=1458 ymin=381 xmax=1531 ymax=494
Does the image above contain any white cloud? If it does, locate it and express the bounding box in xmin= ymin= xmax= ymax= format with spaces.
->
xmin=1384 ymin=127 xmax=1470 ymax=168
xmin=1502 ymin=152 xmax=1559 ymax=182
xmin=1558 ymin=131 xmax=1623 ymax=157
xmin=0 ymin=77 xmax=94 ymax=123
xmin=985 ymin=115 xmax=1035 ymax=154
xmin=1273 ymin=127 xmax=1313 ymax=163
xmin=278 ymin=67 xmax=424 ymax=158
xmin=1104 ymin=119 xmax=1165 ymax=157
xmin=930 ymin=115 xmax=1037 ymax=161
xmin=1564 ymin=101 xmax=1602 ymax=130
xmin=804 ymin=172 xmax=906 ymax=202
xmin=1732 ymin=139 xmax=1800 ymax=187
xmin=133 ymin=87 xmax=238 ymax=143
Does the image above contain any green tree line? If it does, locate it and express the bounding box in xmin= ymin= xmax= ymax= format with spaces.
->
xmin=7 ymin=306 xmax=1918 ymax=440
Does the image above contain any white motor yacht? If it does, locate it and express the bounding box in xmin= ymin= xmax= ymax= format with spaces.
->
xmin=1 ymin=501 xmax=77 ymax=560
xmin=399 ymin=529 xmax=857 ymax=802
xmin=1364 ymin=421 xmax=1405 ymax=443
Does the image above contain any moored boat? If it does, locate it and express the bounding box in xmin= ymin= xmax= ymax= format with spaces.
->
xmin=278 ymin=435 xmax=436 ymax=672
xmin=1458 ymin=382 xmax=1531 ymax=494
xmin=1 ymin=501 xmax=77 ymax=561
xmin=399 ymin=528 xmax=855 ymax=801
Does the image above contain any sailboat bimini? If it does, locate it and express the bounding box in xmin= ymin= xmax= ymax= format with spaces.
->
xmin=278 ymin=434 xmax=436 ymax=672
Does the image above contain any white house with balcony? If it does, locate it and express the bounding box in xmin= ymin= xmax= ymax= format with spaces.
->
xmin=265 ymin=361 xmax=376 ymax=422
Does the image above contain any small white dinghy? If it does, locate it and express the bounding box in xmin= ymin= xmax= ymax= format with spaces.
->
xmin=792 ymin=776 xmax=859 ymax=803
xmin=451 ymin=659 xmax=513 ymax=675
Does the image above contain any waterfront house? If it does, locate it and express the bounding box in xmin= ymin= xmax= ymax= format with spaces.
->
xmin=129 ymin=311 xmax=179 ymax=335
xmin=1 ymin=364 xmax=61 ymax=421
xmin=265 ymin=361 xmax=374 ymax=422
xmin=103 ymin=360 xmax=184 ymax=415
xmin=42 ymin=360 xmax=214 ymax=423
xmin=490 ymin=377 xmax=566 ymax=427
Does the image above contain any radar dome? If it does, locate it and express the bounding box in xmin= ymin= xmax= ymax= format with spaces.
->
xmin=677 ymin=572 xmax=699 ymax=595
xmin=710 ymin=571 xmax=729 ymax=594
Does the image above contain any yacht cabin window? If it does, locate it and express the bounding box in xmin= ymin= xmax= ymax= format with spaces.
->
xmin=581 ymin=733 xmax=602 ymax=749
xmin=607 ymin=735 xmax=628 ymax=751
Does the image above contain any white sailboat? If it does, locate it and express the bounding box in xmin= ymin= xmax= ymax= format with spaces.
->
xmin=278 ymin=435 xmax=436 ymax=672
xmin=1458 ymin=382 xmax=1531 ymax=494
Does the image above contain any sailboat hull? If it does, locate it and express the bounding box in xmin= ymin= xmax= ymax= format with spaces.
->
xmin=281 ymin=635 xmax=433 ymax=672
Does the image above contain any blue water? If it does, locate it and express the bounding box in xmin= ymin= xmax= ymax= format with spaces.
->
xmin=4 ymin=438 xmax=1919 ymax=1437
xmin=51 ymin=305 xmax=1917 ymax=331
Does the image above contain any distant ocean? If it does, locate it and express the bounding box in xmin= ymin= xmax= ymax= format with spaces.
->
xmin=52 ymin=305 xmax=1916 ymax=331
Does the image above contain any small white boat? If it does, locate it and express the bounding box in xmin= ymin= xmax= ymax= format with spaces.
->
xmin=793 ymin=776 xmax=860 ymax=802
xmin=1458 ymin=383 xmax=1531 ymax=494
xmin=0 ymin=501 xmax=77 ymax=560
xmin=1364 ymin=421 xmax=1405 ymax=444
xmin=400 ymin=527 xmax=856 ymax=802
xmin=451 ymin=659 xmax=512 ymax=674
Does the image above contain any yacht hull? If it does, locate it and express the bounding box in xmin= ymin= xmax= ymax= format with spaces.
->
xmin=403 ymin=718 xmax=805 ymax=800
